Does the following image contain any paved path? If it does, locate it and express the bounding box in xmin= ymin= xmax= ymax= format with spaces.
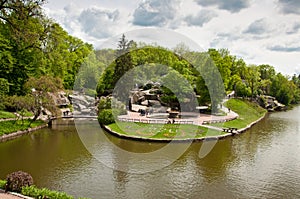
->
xmin=0 ymin=191 xmax=31 ymax=199
xmin=118 ymin=101 xmax=238 ymax=131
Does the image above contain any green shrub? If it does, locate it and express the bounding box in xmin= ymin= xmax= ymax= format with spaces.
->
xmin=22 ymin=185 xmax=73 ymax=199
xmin=97 ymin=97 xmax=111 ymax=112
xmin=98 ymin=109 xmax=115 ymax=125
xmin=6 ymin=171 xmax=33 ymax=193
xmin=0 ymin=179 xmax=7 ymax=189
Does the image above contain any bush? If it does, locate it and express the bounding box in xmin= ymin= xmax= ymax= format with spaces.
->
xmin=98 ymin=109 xmax=115 ymax=125
xmin=5 ymin=171 xmax=33 ymax=193
xmin=97 ymin=97 xmax=111 ymax=112
xmin=22 ymin=185 xmax=73 ymax=199
xmin=0 ymin=179 xmax=7 ymax=189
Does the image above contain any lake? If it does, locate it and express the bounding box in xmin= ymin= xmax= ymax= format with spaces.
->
xmin=0 ymin=107 xmax=300 ymax=198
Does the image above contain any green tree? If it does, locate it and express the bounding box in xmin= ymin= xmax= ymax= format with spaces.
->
xmin=270 ymin=73 xmax=297 ymax=105
xmin=24 ymin=76 xmax=63 ymax=122
xmin=0 ymin=78 xmax=9 ymax=96
xmin=113 ymin=34 xmax=135 ymax=85
xmin=245 ymin=65 xmax=260 ymax=98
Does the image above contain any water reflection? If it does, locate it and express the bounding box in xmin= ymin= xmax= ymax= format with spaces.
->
xmin=0 ymin=107 xmax=300 ymax=198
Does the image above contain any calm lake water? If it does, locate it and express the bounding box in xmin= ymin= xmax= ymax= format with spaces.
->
xmin=0 ymin=107 xmax=300 ymax=199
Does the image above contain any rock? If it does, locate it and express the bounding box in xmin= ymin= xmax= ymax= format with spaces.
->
xmin=258 ymin=95 xmax=285 ymax=111
xmin=77 ymin=104 xmax=87 ymax=111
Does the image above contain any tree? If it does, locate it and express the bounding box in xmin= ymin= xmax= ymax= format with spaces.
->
xmin=113 ymin=34 xmax=135 ymax=86
xmin=173 ymin=42 xmax=190 ymax=57
xmin=24 ymin=76 xmax=63 ymax=122
xmin=0 ymin=0 xmax=46 ymax=24
xmin=0 ymin=78 xmax=9 ymax=96
xmin=258 ymin=64 xmax=275 ymax=80
xmin=208 ymin=49 xmax=232 ymax=90
xmin=245 ymin=65 xmax=260 ymax=99
xmin=193 ymin=52 xmax=225 ymax=113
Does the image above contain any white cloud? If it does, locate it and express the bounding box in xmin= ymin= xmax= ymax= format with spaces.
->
xmin=277 ymin=0 xmax=300 ymax=15
xmin=44 ymin=3 xmax=128 ymax=43
xmin=194 ymin=0 xmax=251 ymax=13
xmin=78 ymin=7 xmax=120 ymax=39
xmin=43 ymin=0 xmax=300 ymax=75
xmin=210 ymin=31 xmax=242 ymax=48
xmin=184 ymin=9 xmax=217 ymax=27
xmin=132 ymin=0 xmax=181 ymax=27
xmin=268 ymin=45 xmax=300 ymax=52
xmin=243 ymin=18 xmax=271 ymax=35
xmin=286 ymin=22 xmax=300 ymax=34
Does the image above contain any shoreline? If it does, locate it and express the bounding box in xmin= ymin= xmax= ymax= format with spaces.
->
xmin=101 ymin=111 xmax=267 ymax=143
xmin=0 ymin=124 xmax=48 ymax=142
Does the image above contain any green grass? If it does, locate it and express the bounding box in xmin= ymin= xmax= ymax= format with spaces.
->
xmin=17 ymin=110 xmax=34 ymax=117
xmin=108 ymin=122 xmax=222 ymax=140
xmin=211 ymin=99 xmax=267 ymax=129
xmin=0 ymin=119 xmax=45 ymax=136
xmin=1 ymin=179 xmax=90 ymax=199
xmin=22 ymin=186 xmax=74 ymax=199
xmin=0 ymin=111 xmax=16 ymax=119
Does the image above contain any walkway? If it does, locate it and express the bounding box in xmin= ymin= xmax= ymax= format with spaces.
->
xmin=118 ymin=101 xmax=238 ymax=131
xmin=0 ymin=190 xmax=32 ymax=199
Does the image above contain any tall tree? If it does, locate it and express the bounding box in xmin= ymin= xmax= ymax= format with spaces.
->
xmin=113 ymin=34 xmax=135 ymax=86
xmin=245 ymin=65 xmax=260 ymax=99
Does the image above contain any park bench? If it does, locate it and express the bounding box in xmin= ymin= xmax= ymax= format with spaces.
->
xmin=222 ymin=127 xmax=238 ymax=134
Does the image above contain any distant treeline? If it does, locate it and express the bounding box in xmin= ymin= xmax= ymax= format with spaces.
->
xmin=96 ymin=35 xmax=300 ymax=108
xmin=1 ymin=1 xmax=299 ymax=113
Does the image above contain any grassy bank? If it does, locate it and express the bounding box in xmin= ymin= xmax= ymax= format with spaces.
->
xmin=0 ymin=111 xmax=16 ymax=119
xmin=0 ymin=179 xmax=89 ymax=199
xmin=0 ymin=111 xmax=34 ymax=119
xmin=0 ymin=120 xmax=45 ymax=136
xmin=108 ymin=122 xmax=221 ymax=140
xmin=212 ymin=99 xmax=267 ymax=129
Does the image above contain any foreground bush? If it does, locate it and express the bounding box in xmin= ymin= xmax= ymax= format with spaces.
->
xmin=5 ymin=171 xmax=33 ymax=193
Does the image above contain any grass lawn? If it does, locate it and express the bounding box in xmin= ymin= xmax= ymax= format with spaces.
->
xmin=0 ymin=119 xmax=45 ymax=136
xmin=0 ymin=111 xmax=16 ymax=119
xmin=108 ymin=122 xmax=222 ymax=140
xmin=211 ymin=99 xmax=267 ymax=129
xmin=0 ymin=110 xmax=34 ymax=119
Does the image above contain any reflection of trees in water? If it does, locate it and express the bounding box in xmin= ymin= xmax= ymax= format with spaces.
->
xmin=232 ymin=113 xmax=290 ymax=162
xmin=189 ymin=139 xmax=235 ymax=182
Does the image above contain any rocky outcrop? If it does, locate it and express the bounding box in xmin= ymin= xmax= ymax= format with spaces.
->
xmin=258 ymin=95 xmax=285 ymax=112
xmin=69 ymin=92 xmax=97 ymax=116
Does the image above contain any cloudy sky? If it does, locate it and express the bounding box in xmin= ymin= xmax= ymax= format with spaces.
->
xmin=44 ymin=0 xmax=300 ymax=75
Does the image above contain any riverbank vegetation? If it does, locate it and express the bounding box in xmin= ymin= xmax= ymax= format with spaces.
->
xmin=0 ymin=120 xmax=45 ymax=136
xmin=0 ymin=1 xmax=299 ymax=125
xmin=0 ymin=111 xmax=15 ymax=119
xmin=0 ymin=179 xmax=89 ymax=199
xmin=0 ymin=180 xmax=85 ymax=199
xmin=108 ymin=122 xmax=221 ymax=140
xmin=211 ymin=99 xmax=267 ymax=129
